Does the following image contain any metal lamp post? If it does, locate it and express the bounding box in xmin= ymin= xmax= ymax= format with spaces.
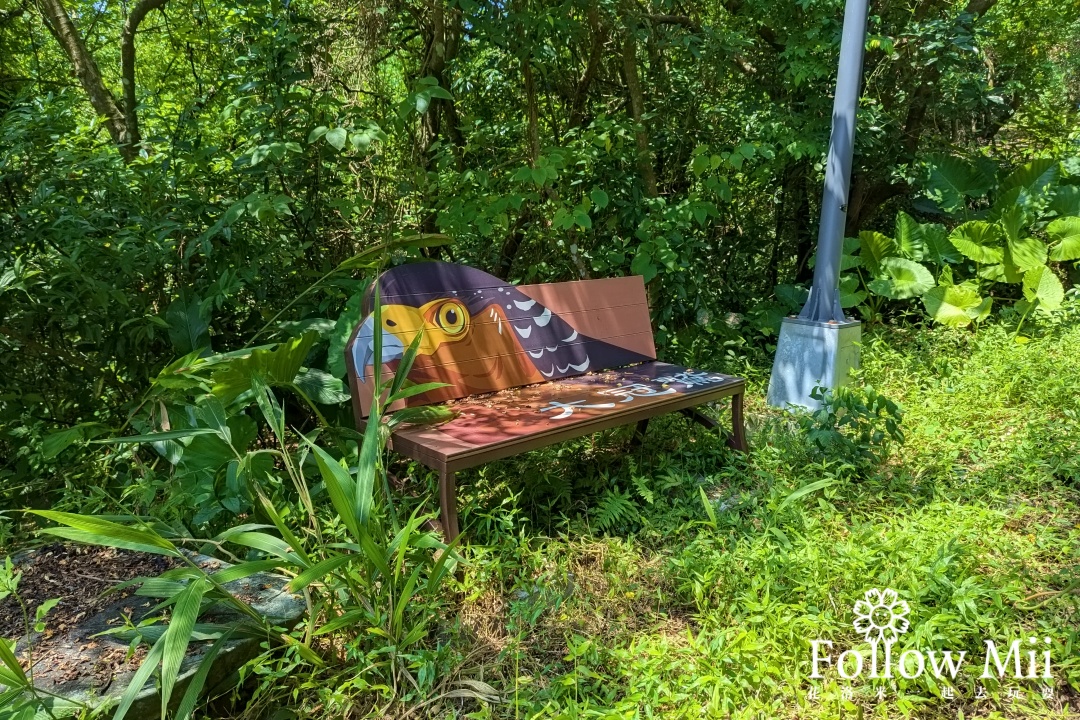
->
xmin=766 ymin=0 xmax=869 ymax=409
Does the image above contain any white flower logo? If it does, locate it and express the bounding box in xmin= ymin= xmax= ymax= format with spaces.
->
xmin=853 ymin=588 xmax=910 ymax=644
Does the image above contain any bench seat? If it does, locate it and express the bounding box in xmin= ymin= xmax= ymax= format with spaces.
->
xmin=389 ymin=361 xmax=745 ymax=472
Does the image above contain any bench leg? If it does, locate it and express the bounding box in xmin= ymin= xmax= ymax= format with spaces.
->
xmin=629 ymin=418 xmax=650 ymax=449
xmin=438 ymin=468 xmax=460 ymax=542
xmin=727 ymin=392 xmax=748 ymax=452
xmin=679 ymin=407 xmax=719 ymax=430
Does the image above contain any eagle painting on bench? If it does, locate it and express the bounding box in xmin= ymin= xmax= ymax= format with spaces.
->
xmin=348 ymin=262 xmax=652 ymax=414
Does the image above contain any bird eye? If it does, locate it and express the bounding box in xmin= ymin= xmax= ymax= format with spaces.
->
xmin=436 ymin=301 xmax=468 ymax=336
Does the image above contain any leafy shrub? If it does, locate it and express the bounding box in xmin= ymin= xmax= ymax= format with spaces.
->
xmin=846 ymin=156 xmax=1080 ymax=327
xmin=799 ymin=384 xmax=905 ymax=468
xmin=10 ymin=297 xmax=458 ymax=719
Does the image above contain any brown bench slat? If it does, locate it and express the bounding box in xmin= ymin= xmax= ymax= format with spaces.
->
xmin=388 ymin=361 xmax=744 ymax=471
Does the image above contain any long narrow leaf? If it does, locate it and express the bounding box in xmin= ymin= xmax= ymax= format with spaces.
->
xmin=391 ymin=566 xmax=423 ymax=638
xmin=357 ymin=527 xmax=391 ymax=579
xmin=288 ymin=554 xmax=354 ymax=592
xmin=354 ymin=414 xmax=381 ymax=529
xmin=92 ymin=428 xmax=219 ymax=444
xmin=209 ymin=559 xmax=285 ymax=584
xmin=224 ymin=532 xmax=304 ymax=565
xmin=312 ymin=608 xmax=367 ymax=637
xmin=160 ymin=577 xmax=211 ymax=717
xmin=300 ymin=435 xmax=361 ymax=539
xmin=0 ymin=639 xmax=28 ymax=687
xmin=113 ymin=637 xmax=165 ymax=720
xmin=777 ymin=479 xmax=836 ymax=511
xmin=32 ymin=511 xmax=179 ymax=557
xmin=387 ymin=328 xmax=425 ymax=400
xmin=385 ymin=381 xmax=451 ymax=404
xmin=173 ymin=628 xmax=235 ymax=720
xmin=254 ymin=492 xmax=312 ymax=567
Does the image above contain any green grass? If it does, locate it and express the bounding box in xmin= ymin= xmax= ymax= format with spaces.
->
xmin=389 ymin=321 xmax=1080 ymax=719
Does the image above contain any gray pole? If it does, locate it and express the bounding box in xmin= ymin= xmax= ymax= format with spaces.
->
xmin=798 ymin=0 xmax=870 ymax=322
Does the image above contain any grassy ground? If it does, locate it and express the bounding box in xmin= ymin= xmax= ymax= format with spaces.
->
xmin=391 ymin=321 xmax=1080 ymax=719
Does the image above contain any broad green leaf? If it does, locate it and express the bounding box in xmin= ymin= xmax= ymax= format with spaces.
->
xmin=1000 ymin=206 xmax=1047 ymax=272
xmin=948 ymin=221 xmax=1004 ymax=264
xmin=775 ymin=284 xmax=809 ymax=312
xmin=293 ymin=368 xmax=350 ymax=405
xmin=1048 ymin=216 xmax=1080 ymax=261
xmin=1022 ymin=265 xmax=1065 ymax=310
xmin=197 ymin=396 xmax=231 ymax=443
xmin=922 ymin=154 xmax=992 ymax=212
xmin=42 ymin=422 xmax=108 ymax=458
xmin=327 ymin=293 xmax=363 ymax=378
xmin=858 ymin=231 xmax=896 ymax=275
xmin=325 ymin=128 xmax=347 ymax=151
xmin=1049 ymin=186 xmax=1080 ymax=217
xmin=867 ymin=258 xmax=934 ymax=300
xmin=894 ymin=212 xmax=925 ymax=260
xmin=920 ymin=223 xmax=961 ymax=265
xmin=166 ymin=297 xmax=211 ymax=356
xmin=838 ymin=274 xmax=867 ymax=309
xmin=922 ymin=283 xmax=982 ymax=328
xmin=969 ymin=296 xmax=993 ymax=323
xmin=211 ymin=332 xmax=317 ymax=404
xmin=1000 ymin=158 xmax=1058 ymax=199
xmin=1005 ymin=236 xmax=1047 ymax=273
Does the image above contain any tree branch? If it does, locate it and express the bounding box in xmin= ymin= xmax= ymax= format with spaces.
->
xmin=36 ymin=0 xmax=129 ymax=157
xmin=121 ymin=0 xmax=171 ymax=151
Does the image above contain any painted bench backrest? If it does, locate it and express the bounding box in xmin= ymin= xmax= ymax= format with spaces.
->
xmin=346 ymin=262 xmax=656 ymax=419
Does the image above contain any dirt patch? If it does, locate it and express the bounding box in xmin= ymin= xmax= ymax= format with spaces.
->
xmin=0 ymin=544 xmax=177 ymax=642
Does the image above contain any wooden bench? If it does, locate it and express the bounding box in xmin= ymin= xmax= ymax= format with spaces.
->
xmin=345 ymin=261 xmax=747 ymax=541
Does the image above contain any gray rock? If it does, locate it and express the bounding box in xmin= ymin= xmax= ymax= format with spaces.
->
xmin=4 ymin=552 xmax=305 ymax=719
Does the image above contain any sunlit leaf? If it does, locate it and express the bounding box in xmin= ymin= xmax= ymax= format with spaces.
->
xmin=858 ymin=231 xmax=896 ymax=275
xmin=867 ymin=258 xmax=934 ymax=300
xmin=922 ymin=283 xmax=983 ymax=327
xmin=1022 ymin=265 xmax=1065 ymax=310
xmin=1048 ymin=216 xmax=1080 ymax=261
xmin=894 ymin=212 xmax=925 ymax=260
xmin=948 ymin=221 xmax=1004 ymax=264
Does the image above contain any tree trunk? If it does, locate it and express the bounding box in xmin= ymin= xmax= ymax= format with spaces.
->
xmin=37 ymin=0 xmax=130 ymax=158
xmin=621 ymin=31 xmax=657 ymax=198
xmin=120 ymin=0 xmax=171 ymax=152
xmin=37 ymin=0 xmax=171 ymax=162
xmin=568 ymin=6 xmax=603 ymax=130
xmin=522 ymin=57 xmax=540 ymax=166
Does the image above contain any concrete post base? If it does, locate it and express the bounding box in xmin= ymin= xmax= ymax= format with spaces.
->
xmin=766 ymin=317 xmax=861 ymax=410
